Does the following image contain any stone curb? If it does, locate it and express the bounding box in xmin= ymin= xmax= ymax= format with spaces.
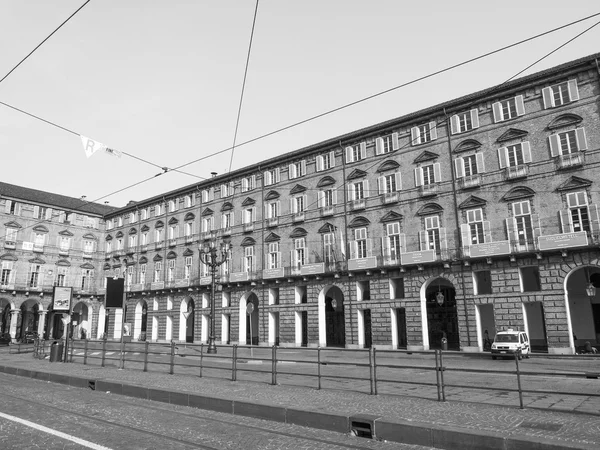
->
xmin=0 ymin=364 xmax=590 ymax=450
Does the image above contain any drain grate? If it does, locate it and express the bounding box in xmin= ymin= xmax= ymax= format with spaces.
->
xmin=519 ymin=421 xmax=562 ymax=432
xmin=350 ymin=420 xmax=373 ymax=439
xmin=88 ymin=380 xmax=96 ymax=390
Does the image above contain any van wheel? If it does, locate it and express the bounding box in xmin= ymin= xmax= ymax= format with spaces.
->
xmin=492 ymin=356 xmax=497 ymax=360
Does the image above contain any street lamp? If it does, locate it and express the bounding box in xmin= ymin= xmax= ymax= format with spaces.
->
xmin=199 ymin=231 xmax=231 ymax=354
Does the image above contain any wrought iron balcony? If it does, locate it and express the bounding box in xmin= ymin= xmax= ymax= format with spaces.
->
xmin=459 ymin=174 xmax=481 ymax=189
xmin=505 ymin=165 xmax=528 ymax=180
xmin=382 ymin=192 xmax=399 ymax=204
xmin=556 ymin=152 xmax=584 ymax=170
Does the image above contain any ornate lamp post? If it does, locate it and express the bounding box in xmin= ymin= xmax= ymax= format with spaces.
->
xmin=199 ymin=232 xmax=231 ymax=354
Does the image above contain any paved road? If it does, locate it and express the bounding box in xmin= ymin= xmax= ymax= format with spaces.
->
xmin=0 ymin=373 xmax=431 ymax=450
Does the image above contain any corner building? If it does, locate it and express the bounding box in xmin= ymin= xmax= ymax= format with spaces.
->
xmin=32 ymin=53 xmax=600 ymax=353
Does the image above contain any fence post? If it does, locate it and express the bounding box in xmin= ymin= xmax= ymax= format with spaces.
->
xmin=514 ymin=352 xmax=524 ymax=409
xmin=119 ymin=339 xmax=125 ymax=369
xmin=434 ymin=350 xmax=441 ymax=402
xmin=101 ymin=339 xmax=106 ymax=367
xmin=369 ymin=347 xmax=374 ymax=395
xmin=372 ymin=347 xmax=378 ymax=395
xmin=143 ymin=340 xmax=149 ymax=372
xmin=169 ymin=340 xmax=175 ymax=375
xmin=317 ymin=347 xmax=322 ymax=390
xmin=271 ymin=345 xmax=277 ymax=386
xmin=83 ymin=339 xmax=88 ymax=365
xmin=439 ymin=348 xmax=446 ymax=402
xmin=199 ymin=343 xmax=204 ymax=378
xmin=70 ymin=339 xmax=75 ymax=363
xmin=232 ymin=345 xmax=237 ymax=382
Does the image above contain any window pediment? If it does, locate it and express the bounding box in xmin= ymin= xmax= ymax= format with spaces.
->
xmin=184 ymin=212 xmax=195 ymax=221
xmin=140 ymin=225 xmax=150 ymax=232
xmin=153 ymin=254 xmax=163 ymax=262
xmin=416 ymin=203 xmax=443 ymax=216
xmin=201 ymin=208 xmax=213 ymax=217
xmin=115 ymin=231 xmax=124 ymax=238
xmin=502 ymin=186 xmax=535 ymax=202
xmin=265 ymin=190 xmax=280 ymax=200
xmin=139 ymin=256 xmax=148 ymax=264
xmin=413 ymin=151 xmax=439 ymax=164
xmin=167 ymin=251 xmax=177 ymax=259
xmin=32 ymin=225 xmax=49 ymax=233
xmin=290 ymin=184 xmax=307 ymax=195
xmin=4 ymin=220 xmax=21 ymax=229
xmin=380 ymin=211 xmax=403 ymax=223
xmin=0 ymin=253 xmax=17 ymax=261
xmin=29 ymin=257 xmax=45 ymax=264
xmin=547 ymin=113 xmax=583 ymax=131
xmin=347 ymin=169 xmax=367 ymax=181
xmin=317 ymin=176 xmax=336 ymax=188
xmin=556 ymin=176 xmax=592 ymax=192
xmin=290 ymin=228 xmax=308 ymax=238
xmin=182 ymin=248 xmax=194 ymax=257
xmin=376 ymin=160 xmax=400 ymax=173
xmin=454 ymin=139 xmax=482 ymax=153
xmin=221 ymin=202 xmax=234 ymax=212
xmin=56 ymin=259 xmax=71 ymax=267
xmin=105 ymin=234 xmax=113 ymax=241
xmin=458 ymin=195 xmax=487 ymax=209
xmin=80 ymin=262 xmax=94 ymax=269
xmin=155 ymin=220 xmax=164 ymax=229
xmin=265 ymin=232 xmax=280 ymax=243
xmin=58 ymin=230 xmax=74 ymax=237
xmin=103 ymin=263 xmax=111 ymax=270
xmin=242 ymin=197 xmax=256 ymax=206
xmin=128 ymin=228 xmax=137 ymax=235
xmin=348 ymin=216 xmax=370 ymax=228
xmin=317 ymin=222 xmax=336 ymax=234
xmin=496 ymin=128 xmax=529 ymax=143
xmin=83 ymin=233 xmax=97 ymax=240
xmin=241 ymin=237 xmax=256 ymax=246
xmin=168 ymin=217 xmax=179 ymax=225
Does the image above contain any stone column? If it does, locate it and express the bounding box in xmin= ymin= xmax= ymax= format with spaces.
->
xmin=37 ymin=311 xmax=47 ymax=337
xmin=9 ymin=310 xmax=20 ymax=340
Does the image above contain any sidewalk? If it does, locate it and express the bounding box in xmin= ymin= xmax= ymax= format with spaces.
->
xmin=0 ymin=348 xmax=598 ymax=450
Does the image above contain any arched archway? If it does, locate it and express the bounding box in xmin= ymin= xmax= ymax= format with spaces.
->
xmin=565 ymin=265 xmax=600 ymax=353
xmin=0 ymin=299 xmax=13 ymax=335
xmin=423 ymin=277 xmax=459 ymax=350
xmin=318 ymin=285 xmax=345 ymax=348
xmin=238 ymin=291 xmax=259 ymax=345
xmin=178 ymin=297 xmax=194 ymax=343
xmin=19 ymin=300 xmax=40 ymax=339
xmin=134 ymin=300 xmax=148 ymax=340
xmin=72 ymin=301 xmax=91 ymax=339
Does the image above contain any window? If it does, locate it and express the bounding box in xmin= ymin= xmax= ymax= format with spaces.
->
xmin=126 ymin=266 xmax=133 ymax=287
xmin=492 ymin=95 xmax=525 ymax=122
xmin=129 ymin=234 xmax=137 ymax=248
xmin=201 ymin=217 xmax=214 ymax=233
xmin=185 ymin=221 xmax=194 ymax=236
xmin=507 ymin=201 xmax=535 ymax=248
xmin=264 ymin=168 xmax=280 ymax=186
xmin=33 ymin=232 xmax=46 ymax=250
xmin=415 ymin=163 xmax=441 ymax=186
xmin=169 ymin=225 xmax=178 ymax=240
xmin=5 ymin=228 xmax=17 ymax=245
xmin=549 ymin=128 xmax=587 ymax=156
xmin=293 ymin=238 xmax=306 ymax=267
xmin=201 ymin=189 xmax=213 ymax=203
xmin=140 ymin=264 xmax=146 ymax=284
xmin=116 ymin=237 xmax=124 ymax=250
xmin=375 ymin=133 xmax=399 ymax=155
xmin=288 ymin=161 xmax=306 ymax=179
xmin=154 ymin=262 xmax=162 ymax=282
xmin=59 ymin=236 xmax=70 ymax=252
xmin=266 ymin=201 xmax=280 ymax=219
xmin=221 ymin=212 xmax=233 ymax=230
xmin=345 ymin=143 xmax=366 ymax=163
xmin=348 ymin=181 xmax=368 ymax=202
xmin=155 ymin=204 xmax=162 ymax=217
xmin=323 ymin=232 xmax=336 ymax=264
xmin=184 ymin=256 xmax=193 ymax=279
xmin=1 ymin=261 xmax=13 ymax=287
xmin=384 ymin=222 xmax=401 ymax=262
xmin=28 ymin=264 xmax=42 ymax=288
xmin=455 ymin=153 xmax=485 ymax=177
xmin=352 ymin=228 xmax=369 ymax=259
xmin=520 ymin=266 xmax=541 ymax=292
xmin=290 ymin=195 xmax=306 ymax=215
xmin=450 ymin=109 xmax=479 ymax=134
xmin=498 ymin=142 xmax=532 ymax=168
xmin=168 ymin=199 xmax=178 ymax=212
xmin=141 ymin=208 xmax=148 ymax=220
xmin=241 ymin=175 xmax=256 ymax=192
xmin=377 ymin=173 xmax=402 ymax=194
xmin=167 ymin=259 xmax=175 ymax=282
xmin=106 ymin=240 xmax=112 ymax=253
xmin=474 ymin=270 xmax=492 ymax=295
xmin=268 ymin=242 xmax=280 ymax=269
xmin=220 ymin=182 xmax=234 ymax=197
xmin=561 ymin=191 xmax=597 ymax=234
xmin=154 ymin=228 xmax=164 ymax=243
xmin=465 ymin=209 xmax=487 ymax=245
xmin=421 ymin=216 xmax=441 ymax=252
xmin=36 ymin=206 xmax=47 ymax=220
xmin=318 ymin=189 xmax=337 ymax=208
xmin=542 ymin=79 xmax=579 ymax=108
xmin=83 ymin=240 xmax=95 ymax=255
xmin=316 ymin=151 xmax=336 ymax=171
xmin=242 ymin=207 xmax=256 ymax=224
xmin=4 ymin=201 xmax=20 ymax=215
xmin=184 ymin=195 xmax=193 ymax=208
xmin=141 ymin=232 xmax=148 ymax=246
xmin=410 ymin=122 xmax=437 ymax=145
xmin=80 ymin=269 xmax=93 ymax=290
xmin=244 ymin=246 xmax=255 ymax=272
xmin=129 ymin=211 xmax=138 ymax=223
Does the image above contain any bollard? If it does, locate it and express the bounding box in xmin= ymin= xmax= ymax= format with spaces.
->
xmin=199 ymin=343 xmax=204 ymax=378
xmin=271 ymin=345 xmax=277 ymax=386
xmin=514 ymin=351 xmax=524 ymax=409
xmin=101 ymin=339 xmax=106 ymax=367
xmin=317 ymin=347 xmax=322 ymax=390
xmin=169 ymin=341 xmax=175 ymax=375
xmin=232 ymin=345 xmax=238 ymax=382
xmin=143 ymin=340 xmax=149 ymax=372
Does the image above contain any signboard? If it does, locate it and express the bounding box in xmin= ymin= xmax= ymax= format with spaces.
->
xmin=230 ymin=272 xmax=249 ymax=283
xmin=348 ymin=257 xmax=378 ymax=271
xmin=52 ymin=286 xmax=72 ymax=311
xmin=401 ymin=250 xmax=436 ymax=265
xmin=22 ymin=242 xmax=33 ymax=251
xmin=468 ymin=241 xmax=511 ymax=258
xmin=123 ymin=323 xmax=132 ymax=337
xmin=300 ymin=263 xmax=325 ymax=276
xmin=263 ymin=267 xmax=285 ymax=279
xmin=200 ymin=276 xmax=212 ymax=285
xmin=538 ymin=231 xmax=588 ymax=251
xmin=106 ymin=277 xmax=125 ymax=308
xmin=246 ymin=303 xmax=254 ymax=314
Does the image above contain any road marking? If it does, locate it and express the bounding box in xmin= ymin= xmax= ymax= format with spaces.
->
xmin=0 ymin=411 xmax=113 ymax=450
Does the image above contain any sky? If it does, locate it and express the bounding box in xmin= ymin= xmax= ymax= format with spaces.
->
xmin=1 ymin=1 xmax=599 ymax=209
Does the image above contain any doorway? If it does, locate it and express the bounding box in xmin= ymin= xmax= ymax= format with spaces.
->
xmin=246 ymin=293 xmax=259 ymax=345
xmin=426 ymin=278 xmax=459 ymax=350
xmin=396 ymin=308 xmax=407 ymax=349
xmin=524 ymin=301 xmax=548 ymax=352
xmin=325 ymin=286 xmax=345 ymax=347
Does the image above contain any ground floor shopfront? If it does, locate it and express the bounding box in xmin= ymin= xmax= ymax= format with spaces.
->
xmin=1 ymin=253 xmax=599 ymax=354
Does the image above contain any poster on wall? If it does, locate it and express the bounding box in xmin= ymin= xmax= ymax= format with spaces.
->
xmin=53 ymin=287 xmax=72 ymax=312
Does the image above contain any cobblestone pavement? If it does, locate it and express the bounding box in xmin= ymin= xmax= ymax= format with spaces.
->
xmin=1 ymin=348 xmax=600 ymax=449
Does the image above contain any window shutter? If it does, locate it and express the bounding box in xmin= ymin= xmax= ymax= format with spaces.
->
xmin=548 ymin=134 xmax=560 ymax=157
xmin=505 ymin=217 xmax=518 ymax=245
xmin=329 ymin=151 xmax=336 ymax=168
xmin=497 ymin=147 xmax=508 ymax=169
xmin=33 ymin=205 xmax=39 ymax=218
xmin=366 ymin=238 xmax=373 ymax=257
xmin=439 ymin=228 xmax=447 ymax=251
xmin=395 ymin=172 xmax=402 ymax=191
xmin=345 ymin=146 xmax=353 ymax=163
xmin=348 ymin=185 xmax=354 ymax=201
xmin=264 ymin=204 xmax=270 ymax=219
xmin=316 ymin=155 xmax=324 ymax=172
xmin=454 ymin=158 xmax=465 ymax=178
xmin=399 ymin=233 xmax=406 ymax=254
xmin=375 ymin=138 xmax=384 ymax=155
xmin=46 ymin=208 xmax=53 ymax=220
xmin=289 ymin=198 xmax=295 ymax=214
xmin=450 ymin=115 xmax=459 ymax=135
xmin=275 ymin=168 xmax=280 ymax=183
xmin=588 ymin=204 xmax=600 ymax=235
xmin=360 ymin=142 xmax=367 ymax=159
xmin=241 ymin=178 xmax=248 ymax=192
xmin=414 ymin=167 xmax=423 ymax=187
xmin=300 ymin=161 xmax=306 ymax=176
xmin=318 ymin=191 xmax=325 ymax=208
xmin=476 ymin=152 xmax=485 ymax=173
xmin=515 ymin=95 xmax=525 ymax=116
xmin=559 ymin=210 xmax=574 ymax=233
xmin=542 ymin=86 xmax=554 ymax=109
xmin=460 ymin=224 xmax=471 ymax=248
xmin=381 ymin=237 xmax=390 ymax=257
xmin=276 ymin=200 xmax=281 ymax=216
xmin=289 ymin=164 xmax=296 ymax=179
xmin=575 ymin=127 xmax=587 ymax=151
xmin=363 ymin=180 xmax=369 ymax=198
xmin=531 ymin=214 xmax=541 ymax=241
xmin=302 ymin=194 xmax=307 ymax=210
xmin=429 ymin=122 xmax=437 ymax=140
xmin=492 ymin=102 xmax=503 ymax=123
xmin=349 ymin=241 xmax=357 ymax=260
xmin=221 ymin=185 xmax=226 ymax=197
xmin=4 ymin=200 xmax=11 ymax=213
xmin=470 ymin=109 xmax=479 ymax=129
xmin=251 ymin=175 xmax=256 ymax=188
xmin=521 ymin=142 xmax=532 ymax=163
xmin=433 ymin=163 xmax=441 ymax=182
xmin=264 ymin=171 xmax=270 ymax=185
xmin=410 ymin=127 xmax=420 ymax=145
xmin=418 ymin=230 xmax=428 ymax=251
xmin=567 ymin=79 xmax=579 ymax=102
xmin=221 ymin=214 xmax=226 ymax=228
xmin=332 ymin=189 xmax=338 ymax=205
xmin=377 ymin=176 xmax=384 ymax=195
xmin=483 ymin=221 xmax=491 ymax=243
xmin=392 ymin=132 xmax=399 ymax=150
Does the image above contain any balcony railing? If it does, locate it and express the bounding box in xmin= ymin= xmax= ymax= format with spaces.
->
xmin=82 ymin=251 xmax=94 ymax=259
xmin=154 ymin=241 xmax=163 ymax=250
xmin=420 ymin=183 xmax=438 ymax=197
xmin=4 ymin=241 xmax=16 ymax=250
xmin=459 ymin=174 xmax=481 ymax=189
xmin=33 ymin=244 xmax=44 ymax=253
xmin=292 ymin=212 xmax=305 ymax=223
xmin=168 ymin=239 xmax=177 ymax=247
xmin=350 ymin=199 xmax=366 ymax=211
xmin=129 ymin=283 xmax=144 ymax=292
xmin=151 ymin=281 xmax=165 ymax=290
xmin=556 ymin=152 xmax=584 ymax=170
xmin=59 ymin=248 xmax=70 ymax=256
xmin=220 ymin=228 xmax=232 ymax=237
xmin=165 ymin=279 xmax=190 ymax=289
xmin=243 ymin=223 xmax=254 ymax=232
xmin=509 ymin=238 xmax=539 ymax=253
xmin=184 ymin=234 xmax=196 ymax=244
xmin=382 ymin=192 xmax=399 ymax=204
xmin=505 ymin=165 xmax=528 ymax=180
xmin=267 ymin=217 xmax=279 ymax=228
xmin=320 ymin=206 xmax=334 ymax=217
xmin=139 ymin=245 xmax=148 ymax=253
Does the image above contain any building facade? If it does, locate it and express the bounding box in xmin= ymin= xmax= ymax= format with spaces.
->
xmin=0 ymin=182 xmax=114 ymax=341
xmin=3 ymin=53 xmax=600 ymax=354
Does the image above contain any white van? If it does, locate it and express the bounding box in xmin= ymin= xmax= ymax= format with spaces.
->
xmin=491 ymin=329 xmax=530 ymax=360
